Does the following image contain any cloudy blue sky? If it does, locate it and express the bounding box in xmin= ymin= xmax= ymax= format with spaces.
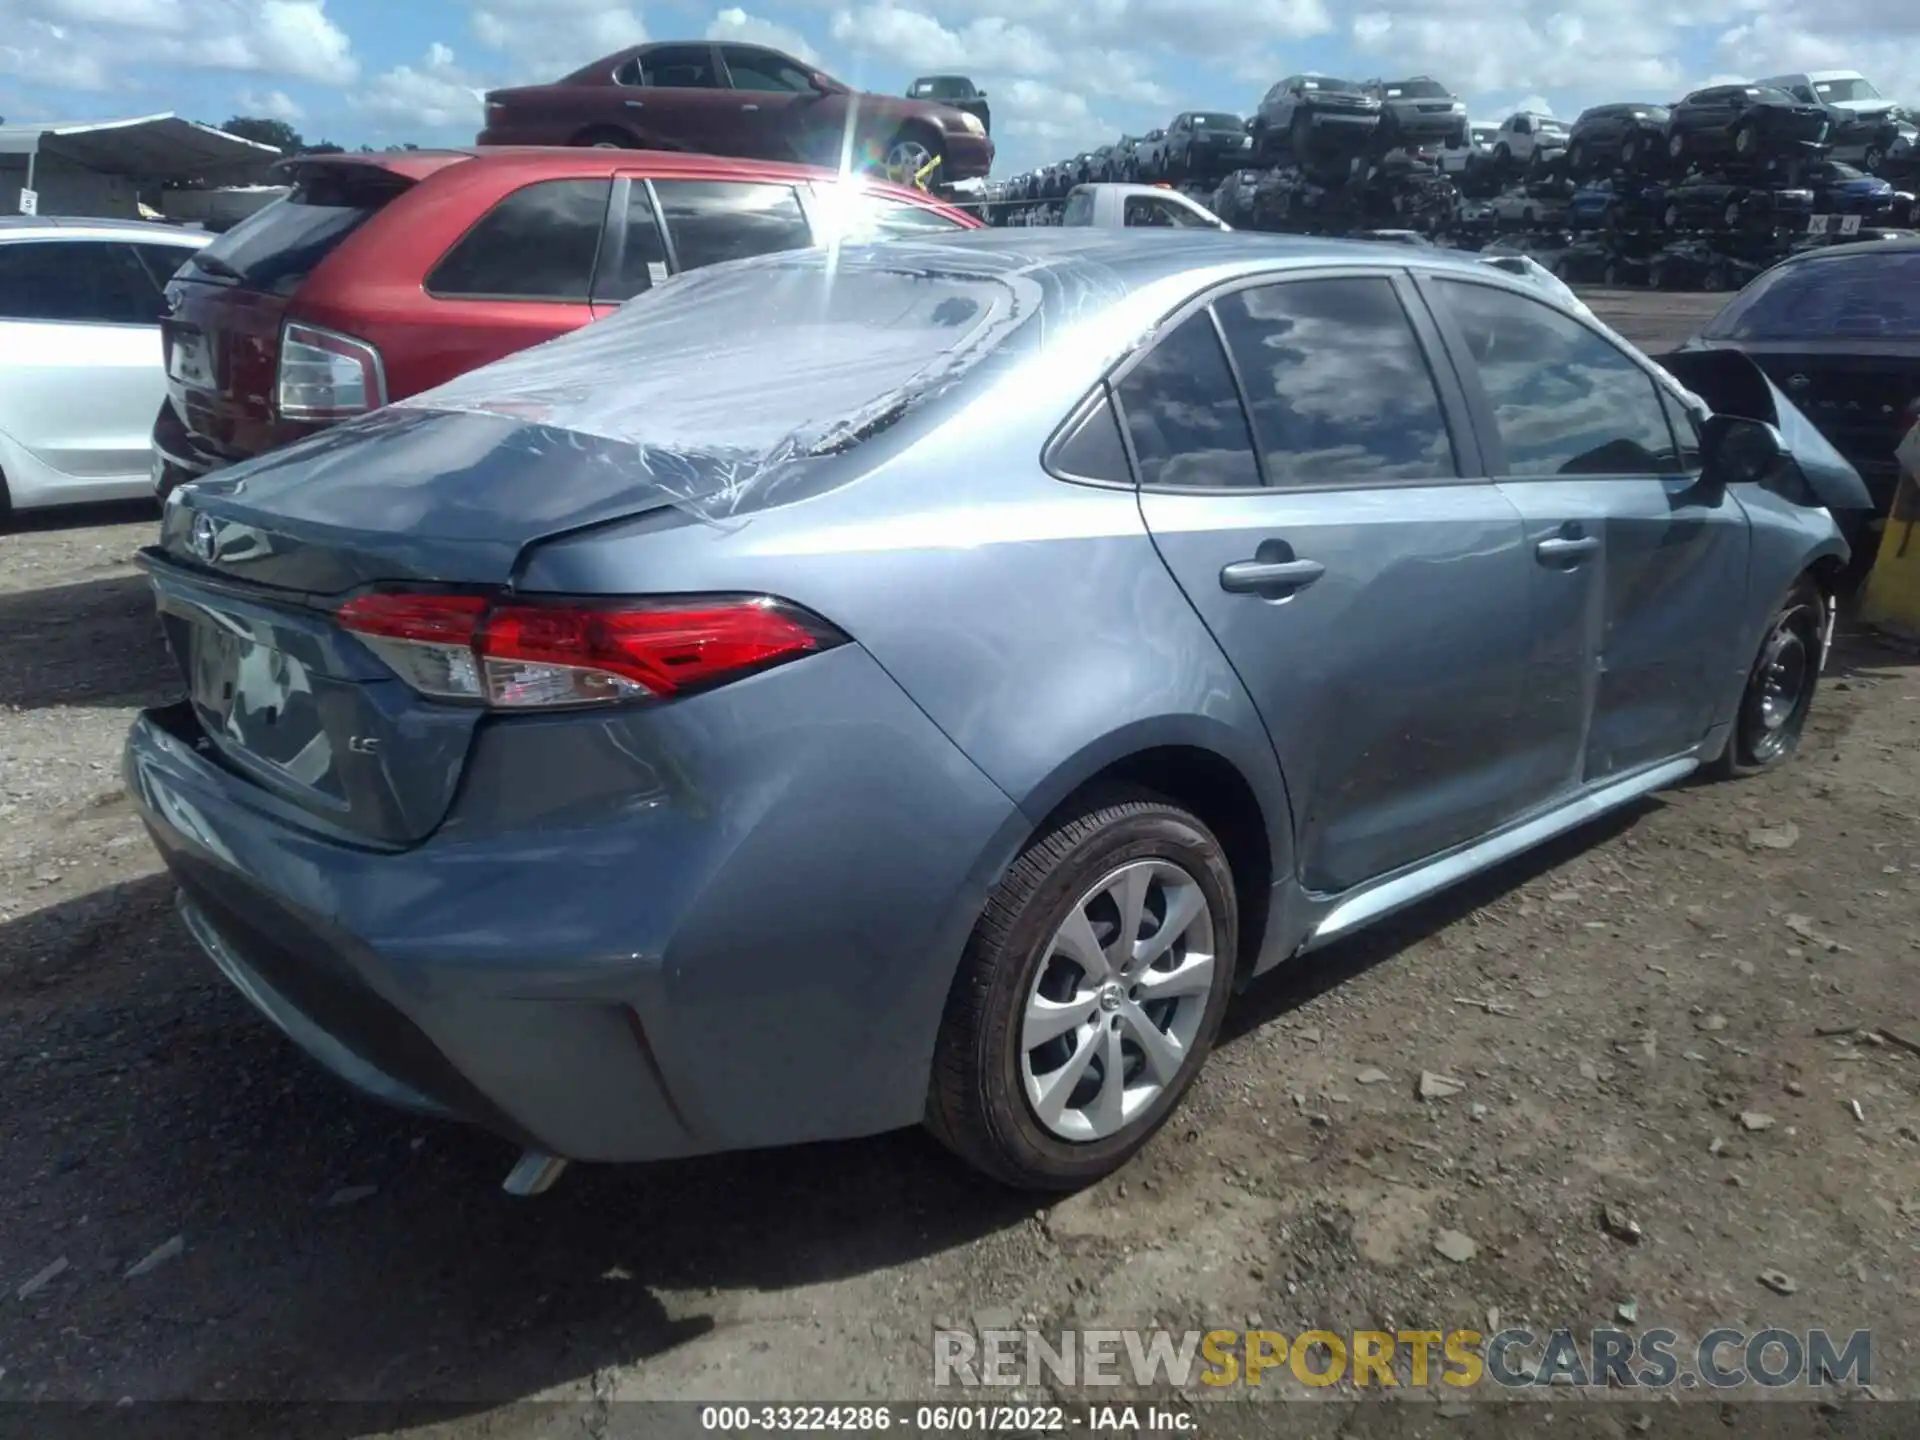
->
xmin=0 ymin=0 xmax=1910 ymax=174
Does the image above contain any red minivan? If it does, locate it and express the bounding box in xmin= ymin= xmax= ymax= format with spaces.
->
xmin=152 ymin=147 xmax=981 ymax=489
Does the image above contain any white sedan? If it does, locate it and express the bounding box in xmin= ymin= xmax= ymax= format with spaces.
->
xmin=0 ymin=217 xmax=208 ymax=517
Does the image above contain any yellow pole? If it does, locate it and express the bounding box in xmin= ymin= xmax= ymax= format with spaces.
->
xmin=1859 ymin=424 xmax=1920 ymax=642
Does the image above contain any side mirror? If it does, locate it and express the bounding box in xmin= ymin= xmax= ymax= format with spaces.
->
xmin=1702 ymin=414 xmax=1785 ymax=484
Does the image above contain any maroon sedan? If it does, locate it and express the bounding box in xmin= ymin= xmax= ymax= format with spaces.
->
xmin=478 ymin=41 xmax=995 ymax=184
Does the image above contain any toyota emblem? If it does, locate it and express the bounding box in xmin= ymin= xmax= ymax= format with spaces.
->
xmin=189 ymin=513 xmax=218 ymax=564
xmin=1787 ymin=373 xmax=1811 ymax=390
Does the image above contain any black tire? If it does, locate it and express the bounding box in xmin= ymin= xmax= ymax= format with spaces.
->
xmin=1567 ymin=141 xmax=1586 ymax=175
xmin=1707 ymin=578 xmax=1825 ymax=778
xmin=1723 ymin=198 xmax=1743 ymax=228
xmin=572 ymin=127 xmax=637 ymax=149
xmin=1733 ymin=122 xmax=1756 ymax=159
xmin=1621 ymin=134 xmax=1640 ymax=165
xmin=1863 ymin=143 xmax=1886 ymax=174
xmin=1668 ymin=131 xmax=1686 ymax=161
xmin=925 ymin=790 xmax=1239 ymax=1190
xmin=1664 ymin=203 xmax=1681 ymax=229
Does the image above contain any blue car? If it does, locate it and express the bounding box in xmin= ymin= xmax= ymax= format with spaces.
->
xmin=1568 ymin=184 xmax=1615 ymax=229
xmin=1804 ymin=160 xmax=1897 ymax=215
xmin=127 ymin=232 xmax=1870 ymax=1191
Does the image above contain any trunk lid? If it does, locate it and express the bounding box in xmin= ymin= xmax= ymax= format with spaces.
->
xmin=146 ymin=411 xmax=725 ymax=845
xmin=162 ymin=160 xmax=425 ymax=462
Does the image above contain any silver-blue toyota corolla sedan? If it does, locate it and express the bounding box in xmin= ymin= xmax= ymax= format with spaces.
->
xmin=127 ymin=231 xmax=1869 ymax=1191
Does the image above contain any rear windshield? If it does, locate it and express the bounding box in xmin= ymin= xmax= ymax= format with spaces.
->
xmin=399 ymin=244 xmax=1039 ymax=460
xmin=1385 ymin=80 xmax=1450 ymax=99
xmin=183 ymin=170 xmax=410 ymax=295
xmin=1702 ymin=249 xmax=1920 ymax=340
xmin=1193 ymin=113 xmax=1243 ymax=128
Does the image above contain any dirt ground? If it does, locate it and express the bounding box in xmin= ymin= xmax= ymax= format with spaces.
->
xmin=2 ymin=290 xmax=1917 ymax=1429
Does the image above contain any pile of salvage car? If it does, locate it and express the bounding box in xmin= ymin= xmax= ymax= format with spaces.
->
xmin=990 ymin=68 xmax=1920 ymax=289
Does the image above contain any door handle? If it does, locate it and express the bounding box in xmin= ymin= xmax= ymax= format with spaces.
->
xmin=742 ymin=103 xmax=760 ymax=112
xmin=624 ymin=99 xmax=645 ymax=109
xmin=1535 ymin=535 xmax=1600 ymax=564
xmin=1219 ymin=557 xmax=1326 ymax=596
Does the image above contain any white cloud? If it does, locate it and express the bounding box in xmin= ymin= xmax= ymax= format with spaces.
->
xmin=4 ymin=0 xmax=357 ymax=89
xmin=829 ymin=6 xmax=1058 ymax=75
xmin=360 ymin=42 xmax=486 ymax=133
xmin=469 ymin=0 xmax=646 ymax=81
xmin=706 ymin=8 xmax=822 ymax=65
xmin=237 ymin=88 xmax=305 ymax=122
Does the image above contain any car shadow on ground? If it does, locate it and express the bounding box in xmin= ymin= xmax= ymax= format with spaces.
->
xmin=1221 ymin=803 xmax=1646 ymax=1042
xmin=0 ymin=574 xmax=177 ymax=710
xmin=0 ymin=873 xmax=1038 ymax=1412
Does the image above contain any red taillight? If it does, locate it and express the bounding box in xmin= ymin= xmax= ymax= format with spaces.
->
xmin=276 ymin=321 xmax=386 ymax=421
xmin=335 ymin=592 xmax=844 ymax=709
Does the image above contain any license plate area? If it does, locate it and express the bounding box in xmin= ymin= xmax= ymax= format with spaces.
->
xmin=166 ymin=326 xmax=215 ymax=388
xmin=183 ymin=610 xmax=338 ymax=789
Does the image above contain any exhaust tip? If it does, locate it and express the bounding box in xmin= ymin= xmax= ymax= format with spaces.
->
xmin=502 ymin=1152 xmax=569 ymax=1197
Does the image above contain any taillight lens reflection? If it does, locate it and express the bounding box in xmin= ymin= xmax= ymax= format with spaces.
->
xmin=277 ymin=321 xmax=387 ymax=421
xmin=335 ymin=592 xmax=845 ymax=709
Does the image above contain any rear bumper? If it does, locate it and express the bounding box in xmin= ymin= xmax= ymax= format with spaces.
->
xmin=125 ymin=644 xmax=1023 ymax=1164
xmin=151 ymin=396 xmax=318 ymax=489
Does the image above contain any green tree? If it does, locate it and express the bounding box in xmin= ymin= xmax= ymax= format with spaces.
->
xmin=220 ymin=116 xmax=303 ymax=154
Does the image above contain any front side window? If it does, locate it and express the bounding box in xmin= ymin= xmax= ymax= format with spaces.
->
xmin=812 ymin=187 xmax=967 ymax=242
xmin=721 ymin=46 xmax=814 ymax=92
xmin=642 ymin=45 xmax=720 ymax=88
xmin=1434 ymin=279 xmax=1681 ymax=476
xmin=1123 ymin=196 xmax=1215 ymax=228
xmin=651 ymin=179 xmax=813 ymax=271
xmin=1112 ymin=311 xmax=1261 ymax=489
xmin=427 ymin=178 xmax=610 ymax=301
xmin=0 ymin=240 xmax=165 ymax=324
xmin=1215 ymin=277 xmax=1457 ymax=486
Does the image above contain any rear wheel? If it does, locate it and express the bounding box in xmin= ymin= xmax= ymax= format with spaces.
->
xmin=573 ymin=127 xmax=637 ymax=149
xmin=1723 ymin=198 xmax=1744 ymax=228
xmin=1733 ymin=122 xmax=1756 ymax=158
xmin=926 ymin=790 xmax=1238 ymax=1190
xmin=1567 ymin=141 xmax=1586 ymax=175
xmin=1708 ymin=579 xmax=1824 ymax=778
xmin=1668 ymin=131 xmax=1686 ymax=161
xmin=1621 ymin=134 xmax=1640 ymax=165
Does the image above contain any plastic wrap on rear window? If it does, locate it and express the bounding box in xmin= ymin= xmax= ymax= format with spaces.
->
xmin=396 ymin=243 xmax=1049 ymax=520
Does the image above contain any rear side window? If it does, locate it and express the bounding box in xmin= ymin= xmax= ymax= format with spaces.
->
xmin=642 ymin=45 xmax=720 ymax=88
xmin=1434 ymin=279 xmax=1681 ymax=476
xmin=1061 ymin=190 xmax=1094 ymax=226
xmin=652 ymin=180 xmax=812 ymax=271
xmin=186 ymin=172 xmax=407 ymax=295
xmin=1113 ymin=311 xmax=1261 ymax=489
xmin=1215 ymin=277 xmax=1457 ymax=486
xmin=428 ymin=178 xmax=611 ymax=302
xmin=1703 ymin=251 xmax=1920 ymax=341
xmin=0 ymin=240 xmax=166 ymax=324
xmin=591 ymin=183 xmax=670 ymax=304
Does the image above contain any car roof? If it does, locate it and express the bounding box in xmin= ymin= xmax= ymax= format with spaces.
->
xmin=276 ymin=146 xmax=970 ymax=218
xmin=0 ymin=215 xmax=208 ymax=244
xmin=789 ymin=227 xmax=1527 ymax=294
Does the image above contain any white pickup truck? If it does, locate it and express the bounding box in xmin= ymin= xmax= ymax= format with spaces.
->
xmin=1059 ymin=183 xmax=1231 ymax=229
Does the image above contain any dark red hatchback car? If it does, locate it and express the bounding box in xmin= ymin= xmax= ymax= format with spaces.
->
xmin=152 ymin=147 xmax=980 ymax=486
